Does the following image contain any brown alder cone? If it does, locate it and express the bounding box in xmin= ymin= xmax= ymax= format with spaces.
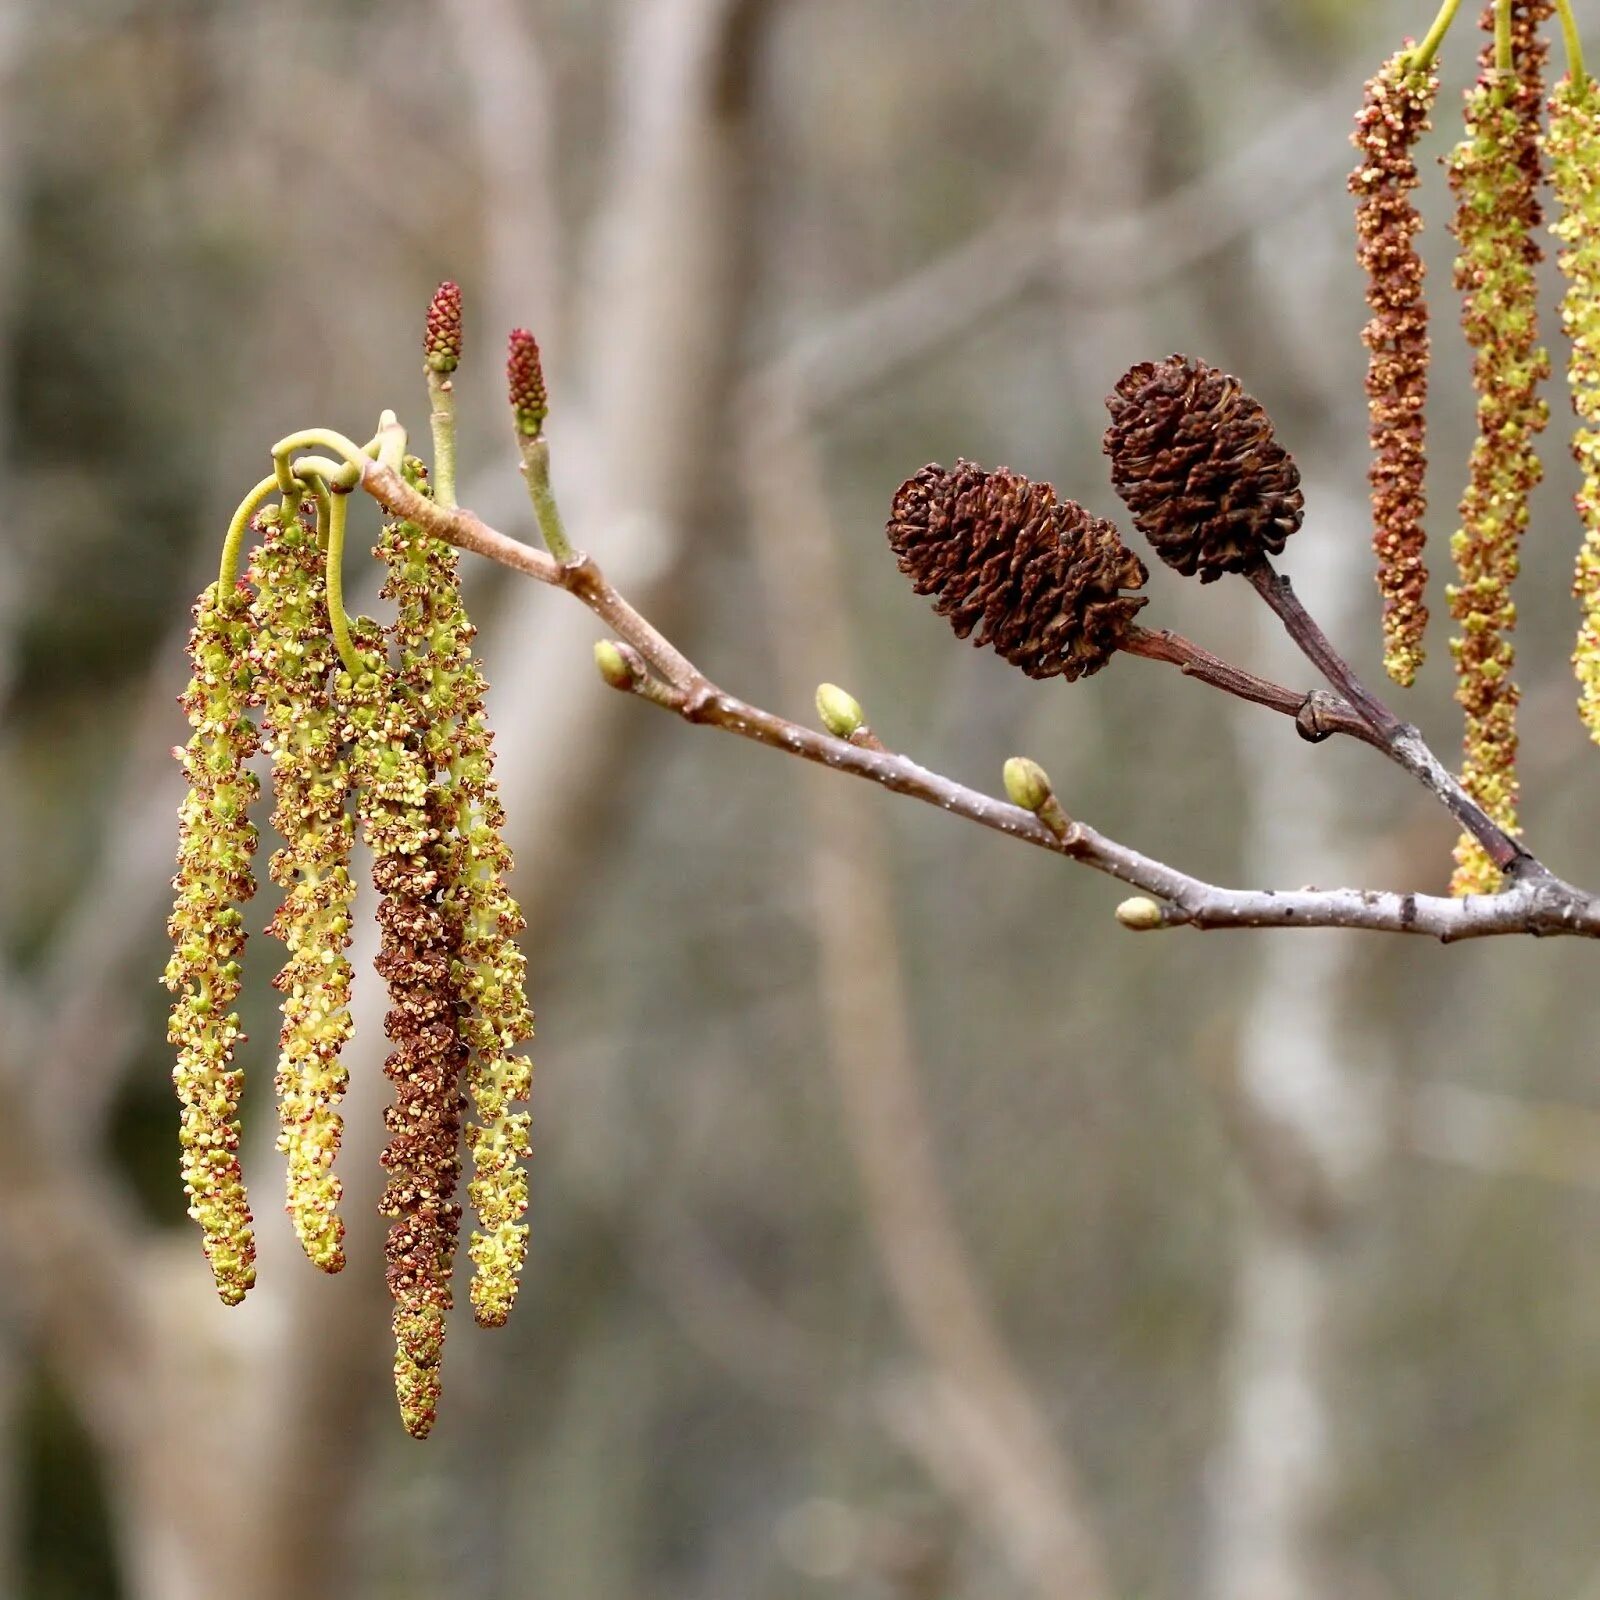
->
xmin=886 ymin=460 xmax=1148 ymax=681
xmin=1103 ymin=354 xmax=1304 ymax=583
xmin=1350 ymin=51 xmax=1439 ymax=687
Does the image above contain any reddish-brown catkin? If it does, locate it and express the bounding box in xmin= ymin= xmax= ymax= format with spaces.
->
xmin=379 ymin=464 xmax=534 ymax=1329
xmin=342 ymin=619 xmax=466 ymax=1439
xmin=1446 ymin=2 xmax=1553 ymax=896
xmin=1351 ymin=50 xmax=1439 ymax=687
xmin=163 ymin=580 xmax=260 ymax=1306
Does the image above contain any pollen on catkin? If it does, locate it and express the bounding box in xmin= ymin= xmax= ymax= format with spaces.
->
xmin=1350 ymin=50 xmax=1439 ymax=686
xmin=249 ymin=501 xmax=356 ymax=1273
xmin=341 ymin=617 xmax=466 ymax=1439
xmin=378 ymin=461 xmax=534 ymax=1330
xmin=163 ymin=580 xmax=260 ymax=1306
xmin=1548 ymin=81 xmax=1600 ymax=738
xmin=1445 ymin=2 xmax=1553 ymax=895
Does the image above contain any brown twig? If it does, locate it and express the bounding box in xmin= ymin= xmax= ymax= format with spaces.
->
xmin=1241 ymin=557 xmax=1531 ymax=877
xmin=1122 ymin=625 xmax=1386 ymax=749
xmin=358 ymin=460 xmax=1599 ymax=941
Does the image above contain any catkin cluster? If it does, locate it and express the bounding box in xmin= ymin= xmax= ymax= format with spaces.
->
xmin=165 ymin=345 xmax=534 ymax=1437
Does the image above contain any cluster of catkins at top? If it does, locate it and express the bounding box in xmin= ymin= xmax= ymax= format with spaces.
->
xmin=164 ymin=286 xmax=534 ymax=1438
xmin=890 ymin=0 xmax=1600 ymax=903
xmin=1346 ymin=0 xmax=1600 ymax=895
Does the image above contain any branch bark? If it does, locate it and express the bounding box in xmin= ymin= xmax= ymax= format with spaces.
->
xmin=355 ymin=459 xmax=1600 ymax=943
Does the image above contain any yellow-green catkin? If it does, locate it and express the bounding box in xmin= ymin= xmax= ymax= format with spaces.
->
xmin=340 ymin=617 xmax=465 ymax=1440
xmin=1548 ymin=80 xmax=1600 ymax=735
xmin=249 ymin=502 xmax=356 ymax=1273
xmin=1445 ymin=3 xmax=1553 ymax=895
xmin=163 ymin=580 xmax=260 ymax=1305
xmin=378 ymin=463 xmax=534 ymax=1330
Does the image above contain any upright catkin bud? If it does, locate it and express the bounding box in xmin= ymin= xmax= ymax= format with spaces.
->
xmin=379 ymin=462 xmax=535 ymax=1330
xmin=163 ymin=580 xmax=260 ymax=1306
xmin=1445 ymin=3 xmax=1553 ymax=895
xmin=886 ymin=461 xmax=1148 ymax=681
xmin=341 ymin=618 xmax=466 ymax=1438
xmin=1350 ymin=51 xmax=1440 ymax=686
xmin=249 ymin=503 xmax=356 ymax=1273
xmin=424 ymin=281 xmax=463 ymax=374
xmin=1103 ymin=355 xmax=1305 ymax=582
xmin=507 ymin=328 xmax=548 ymax=438
xmin=1547 ymin=81 xmax=1600 ymax=737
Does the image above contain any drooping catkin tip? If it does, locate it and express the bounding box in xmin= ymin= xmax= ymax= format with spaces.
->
xmin=887 ymin=461 xmax=1148 ymax=680
xmin=507 ymin=328 xmax=548 ymax=437
xmin=816 ymin=682 xmax=865 ymax=738
xmin=425 ymin=281 xmax=463 ymax=374
xmin=394 ymin=1305 xmax=446 ymax=1440
xmin=1002 ymin=756 xmax=1053 ymax=814
xmin=1103 ymin=355 xmax=1304 ymax=582
xmin=1115 ymin=896 xmax=1165 ymax=931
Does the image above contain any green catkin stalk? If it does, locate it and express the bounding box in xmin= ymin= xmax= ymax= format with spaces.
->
xmin=1548 ymin=81 xmax=1600 ymax=734
xmin=248 ymin=502 xmax=356 ymax=1272
xmin=378 ymin=462 xmax=534 ymax=1329
xmin=1446 ymin=1 xmax=1554 ymax=896
xmin=163 ymin=580 xmax=260 ymax=1305
xmin=1351 ymin=51 xmax=1440 ymax=685
xmin=340 ymin=617 xmax=466 ymax=1439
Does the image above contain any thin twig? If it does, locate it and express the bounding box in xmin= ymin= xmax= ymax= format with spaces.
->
xmin=357 ymin=459 xmax=1600 ymax=942
xmin=1242 ymin=558 xmax=1532 ymax=876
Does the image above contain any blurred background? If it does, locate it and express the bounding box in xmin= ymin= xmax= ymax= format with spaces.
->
xmin=4 ymin=0 xmax=1600 ymax=1596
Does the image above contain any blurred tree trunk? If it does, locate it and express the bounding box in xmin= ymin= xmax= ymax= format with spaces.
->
xmin=1204 ymin=497 xmax=1381 ymax=1600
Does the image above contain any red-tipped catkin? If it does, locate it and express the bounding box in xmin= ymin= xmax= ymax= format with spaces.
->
xmin=507 ymin=328 xmax=548 ymax=437
xmin=1351 ymin=51 xmax=1439 ymax=687
xmin=425 ymin=281 xmax=463 ymax=374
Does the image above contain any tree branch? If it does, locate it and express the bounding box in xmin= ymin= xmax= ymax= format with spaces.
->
xmin=356 ymin=460 xmax=1600 ymax=942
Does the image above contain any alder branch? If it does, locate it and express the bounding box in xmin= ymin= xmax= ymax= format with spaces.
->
xmin=357 ymin=460 xmax=1600 ymax=942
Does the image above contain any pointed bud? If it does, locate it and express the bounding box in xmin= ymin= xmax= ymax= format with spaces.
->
xmin=507 ymin=328 xmax=548 ymax=437
xmin=816 ymin=682 xmax=865 ymax=738
xmin=594 ymin=640 xmax=638 ymax=691
xmin=1002 ymin=756 xmax=1053 ymax=813
xmin=425 ymin=281 xmax=463 ymax=374
xmin=1115 ymin=896 xmax=1165 ymax=931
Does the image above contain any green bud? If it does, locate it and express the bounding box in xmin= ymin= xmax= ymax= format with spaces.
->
xmin=593 ymin=640 xmax=637 ymax=691
xmin=1114 ymin=896 xmax=1165 ymax=931
xmin=1002 ymin=756 xmax=1053 ymax=814
xmin=815 ymin=682 xmax=864 ymax=738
